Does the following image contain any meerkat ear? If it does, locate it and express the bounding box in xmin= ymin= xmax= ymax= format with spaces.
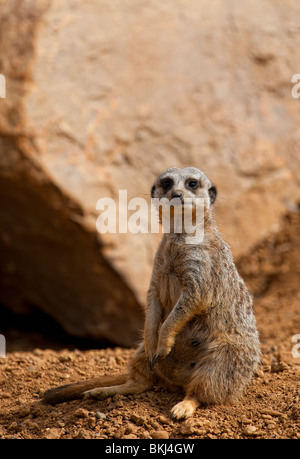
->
xmin=151 ymin=184 xmax=156 ymax=198
xmin=208 ymin=185 xmax=217 ymax=205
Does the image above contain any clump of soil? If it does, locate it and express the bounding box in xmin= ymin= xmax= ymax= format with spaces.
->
xmin=0 ymin=208 xmax=300 ymax=439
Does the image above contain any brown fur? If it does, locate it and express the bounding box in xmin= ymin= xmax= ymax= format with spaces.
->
xmin=42 ymin=167 xmax=261 ymax=419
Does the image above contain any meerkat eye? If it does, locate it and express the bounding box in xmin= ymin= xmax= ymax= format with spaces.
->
xmin=161 ymin=179 xmax=173 ymax=190
xmin=187 ymin=180 xmax=199 ymax=189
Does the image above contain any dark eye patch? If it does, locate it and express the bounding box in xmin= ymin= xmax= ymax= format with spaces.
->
xmin=186 ymin=179 xmax=200 ymax=190
xmin=160 ymin=178 xmax=173 ymax=190
xmin=190 ymin=362 xmax=196 ymax=368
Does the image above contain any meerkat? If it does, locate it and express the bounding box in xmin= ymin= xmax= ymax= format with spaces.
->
xmin=42 ymin=167 xmax=261 ymax=420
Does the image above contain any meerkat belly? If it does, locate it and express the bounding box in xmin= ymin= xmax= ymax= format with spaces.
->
xmin=155 ymin=316 xmax=209 ymax=387
xmin=159 ymin=271 xmax=181 ymax=315
xmin=155 ymin=311 xmax=260 ymax=390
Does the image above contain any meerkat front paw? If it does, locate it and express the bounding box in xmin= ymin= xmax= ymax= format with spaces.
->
xmin=150 ymin=347 xmax=172 ymax=369
xmin=171 ymin=399 xmax=197 ymax=420
xmin=153 ymin=334 xmax=175 ymax=362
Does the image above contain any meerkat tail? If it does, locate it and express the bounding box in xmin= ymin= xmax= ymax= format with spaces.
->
xmin=42 ymin=374 xmax=128 ymax=405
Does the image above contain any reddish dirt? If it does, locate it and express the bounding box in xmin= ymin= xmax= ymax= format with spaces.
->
xmin=0 ymin=208 xmax=300 ymax=439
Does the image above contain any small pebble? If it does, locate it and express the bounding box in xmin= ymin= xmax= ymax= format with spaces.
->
xmin=240 ymin=415 xmax=252 ymax=424
xmin=150 ymin=420 xmax=161 ymax=430
xmin=260 ymin=409 xmax=282 ymax=417
xmin=88 ymin=417 xmax=96 ymax=429
xmin=23 ymin=420 xmax=39 ymax=430
xmin=44 ymin=428 xmax=61 ymax=439
xmin=271 ymin=360 xmax=288 ymax=373
xmin=95 ymin=411 xmax=107 ymax=420
xmin=254 ymin=368 xmax=264 ymax=378
xmin=125 ymin=425 xmax=134 ymax=435
xmin=193 ymin=428 xmax=207 ymax=436
xmin=108 ymin=357 xmax=116 ymax=366
xmin=179 ymin=421 xmax=194 ymax=436
xmin=130 ymin=414 xmax=145 ymax=426
xmin=73 ymin=430 xmax=90 ymax=439
xmin=33 ymin=349 xmax=43 ymax=356
xmin=59 ymin=354 xmax=74 ymax=363
xmin=151 ymin=430 xmax=169 ymax=440
xmin=157 ymin=415 xmax=170 ymax=425
xmin=243 ymin=425 xmax=257 ymax=436
xmin=18 ymin=406 xmax=31 ymax=417
xmin=74 ymin=408 xmax=89 ymax=418
xmin=8 ymin=422 xmax=18 ymax=431
xmin=262 ymin=414 xmax=273 ymax=420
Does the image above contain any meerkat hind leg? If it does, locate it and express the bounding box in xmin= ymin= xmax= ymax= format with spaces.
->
xmin=83 ymin=378 xmax=152 ymax=400
xmin=84 ymin=341 xmax=155 ymax=400
xmin=171 ymin=395 xmax=199 ymax=420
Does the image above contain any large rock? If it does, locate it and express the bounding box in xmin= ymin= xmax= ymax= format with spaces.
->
xmin=1 ymin=0 xmax=300 ymax=344
xmin=0 ymin=148 xmax=143 ymax=346
xmin=0 ymin=0 xmax=142 ymax=346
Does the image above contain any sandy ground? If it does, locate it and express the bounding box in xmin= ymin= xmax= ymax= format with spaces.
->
xmin=0 ymin=209 xmax=300 ymax=439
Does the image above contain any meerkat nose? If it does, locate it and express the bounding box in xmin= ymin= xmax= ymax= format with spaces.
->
xmin=172 ymin=191 xmax=183 ymax=200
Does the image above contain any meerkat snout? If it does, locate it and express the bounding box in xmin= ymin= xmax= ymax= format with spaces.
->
xmin=172 ymin=191 xmax=183 ymax=200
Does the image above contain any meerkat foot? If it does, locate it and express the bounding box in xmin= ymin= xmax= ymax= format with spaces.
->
xmin=171 ymin=397 xmax=199 ymax=420
xmin=83 ymin=387 xmax=112 ymax=400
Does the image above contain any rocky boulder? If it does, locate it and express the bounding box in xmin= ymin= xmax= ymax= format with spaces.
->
xmin=1 ymin=0 xmax=300 ymax=345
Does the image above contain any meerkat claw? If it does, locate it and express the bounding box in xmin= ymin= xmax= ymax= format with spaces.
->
xmin=150 ymin=354 xmax=161 ymax=369
xmin=147 ymin=357 xmax=153 ymax=370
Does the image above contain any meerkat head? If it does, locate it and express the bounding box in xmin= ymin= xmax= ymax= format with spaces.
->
xmin=151 ymin=167 xmax=217 ymax=210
